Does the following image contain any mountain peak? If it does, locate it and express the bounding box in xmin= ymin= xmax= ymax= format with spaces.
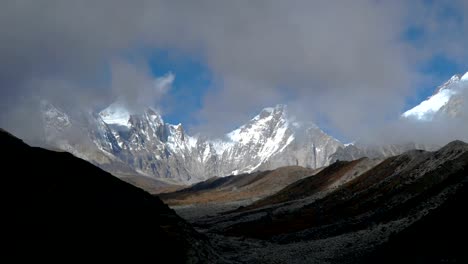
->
xmin=228 ymin=104 xmax=290 ymax=142
xmin=403 ymin=72 xmax=467 ymax=121
xmin=99 ymin=101 xmax=165 ymax=128
xmin=461 ymin=71 xmax=468 ymax=81
xmin=440 ymin=139 xmax=468 ymax=151
xmin=262 ymin=104 xmax=287 ymax=113
xmin=144 ymin=107 xmax=165 ymax=126
xmin=256 ymin=104 xmax=288 ymax=121
xmin=99 ymin=101 xmax=131 ymax=127
xmin=168 ymin=123 xmax=185 ymax=141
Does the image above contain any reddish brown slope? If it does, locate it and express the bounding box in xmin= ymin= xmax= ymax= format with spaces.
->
xmin=160 ymin=166 xmax=317 ymax=205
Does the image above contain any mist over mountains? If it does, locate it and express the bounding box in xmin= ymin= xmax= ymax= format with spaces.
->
xmin=37 ymin=100 xmax=342 ymax=184
xmin=10 ymin=72 xmax=465 ymax=185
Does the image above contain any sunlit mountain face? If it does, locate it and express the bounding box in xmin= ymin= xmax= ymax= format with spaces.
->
xmin=403 ymin=72 xmax=468 ymax=121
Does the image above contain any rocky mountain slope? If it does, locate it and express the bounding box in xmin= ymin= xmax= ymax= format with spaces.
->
xmin=176 ymin=140 xmax=468 ymax=263
xmin=224 ymin=141 xmax=468 ymax=239
xmin=330 ymin=142 xmax=439 ymax=162
xmin=0 ymin=128 xmax=222 ymax=263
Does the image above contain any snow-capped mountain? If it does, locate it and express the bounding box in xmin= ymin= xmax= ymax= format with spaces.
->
xmin=214 ymin=105 xmax=343 ymax=175
xmin=39 ymin=101 xmax=135 ymax=172
xmin=403 ymin=72 xmax=468 ymax=121
xmin=39 ymin=101 xmax=343 ymax=184
xmin=332 ymin=72 xmax=468 ymax=162
xmin=36 ymin=72 xmax=467 ymax=184
xmin=99 ymin=101 xmax=131 ymax=127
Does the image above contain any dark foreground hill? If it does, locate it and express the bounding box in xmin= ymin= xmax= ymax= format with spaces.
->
xmin=0 ymin=129 xmax=220 ymax=263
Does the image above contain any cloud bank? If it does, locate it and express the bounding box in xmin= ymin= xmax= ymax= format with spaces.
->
xmin=0 ymin=0 xmax=467 ymax=144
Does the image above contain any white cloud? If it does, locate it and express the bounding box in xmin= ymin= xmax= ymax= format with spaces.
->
xmin=110 ymin=60 xmax=174 ymax=113
xmin=155 ymin=73 xmax=175 ymax=95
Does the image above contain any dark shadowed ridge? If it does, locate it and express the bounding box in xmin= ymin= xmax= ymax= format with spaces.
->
xmin=0 ymin=129 xmax=222 ymax=263
xmin=363 ymin=140 xmax=468 ymax=263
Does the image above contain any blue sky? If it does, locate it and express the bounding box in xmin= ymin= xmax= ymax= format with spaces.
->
xmin=410 ymin=56 xmax=463 ymax=106
xmin=147 ymin=51 xmax=213 ymax=126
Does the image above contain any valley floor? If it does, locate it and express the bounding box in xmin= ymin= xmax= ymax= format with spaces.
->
xmin=171 ymin=201 xmax=413 ymax=264
xmin=172 ymin=203 xmax=365 ymax=264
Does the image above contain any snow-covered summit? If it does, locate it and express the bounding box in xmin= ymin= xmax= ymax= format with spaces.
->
xmin=214 ymin=104 xmax=342 ymax=175
xmin=402 ymin=87 xmax=457 ymax=120
xmin=403 ymin=73 xmax=467 ymax=121
xmin=99 ymin=101 xmax=131 ymax=127
xmin=228 ymin=104 xmax=288 ymax=143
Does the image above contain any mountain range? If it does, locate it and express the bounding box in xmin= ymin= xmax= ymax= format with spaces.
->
xmin=36 ymin=72 xmax=467 ymax=185
xmin=39 ymin=102 xmax=342 ymax=185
